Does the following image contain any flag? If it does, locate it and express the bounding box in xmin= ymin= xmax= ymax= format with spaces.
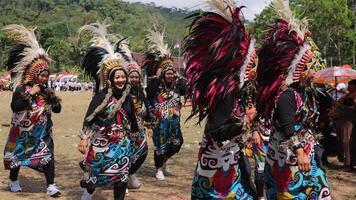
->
xmin=174 ymin=40 xmax=181 ymax=49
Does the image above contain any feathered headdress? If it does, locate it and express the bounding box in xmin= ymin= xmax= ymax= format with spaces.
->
xmin=257 ymin=0 xmax=313 ymax=119
xmin=143 ymin=26 xmax=174 ymax=78
xmin=79 ymin=23 xmax=131 ymax=121
xmin=3 ymin=24 xmax=51 ymax=91
xmin=184 ymin=0 xmax=257 ymax=122
xmin=79 ymin=23 xmax=127 ymax=92
xmin=115 ymin=38 xmax=142 ymax=77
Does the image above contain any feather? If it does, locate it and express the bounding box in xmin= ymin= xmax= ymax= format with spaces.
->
xmin=285 ymin=43 xmax=311 ymax=85
xmin=79 ymin=23 xmax=117 ymax=61
xmin=79 ymin=23 xmax=123 ymax=91
xmin=272 ymin=0 xmax=308 ymax=39
xmin=204 ymin=0 xmax=235 ymax=22
xmin=115 ymin=38 xmax=135 ymax=64
xmin=184 ymin=3 xmax=253 ymax=122
xmin=146 ymin=26 xmax=171 ymax=57
xmin=239 ymin=38 xmax=256 ymax=89
xmin=3 ymin=24 xmax=50 ymax=91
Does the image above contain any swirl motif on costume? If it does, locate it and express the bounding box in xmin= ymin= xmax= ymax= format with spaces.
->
xmin=199 ymin=136 xmax=241 ymax=172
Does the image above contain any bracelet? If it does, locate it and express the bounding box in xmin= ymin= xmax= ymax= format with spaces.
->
xmin=78 ymin=128 xmax=94 ymax=140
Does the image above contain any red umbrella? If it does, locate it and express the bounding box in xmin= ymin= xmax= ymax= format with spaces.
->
xmin=313 ymin=66 xmax=356 ymax=85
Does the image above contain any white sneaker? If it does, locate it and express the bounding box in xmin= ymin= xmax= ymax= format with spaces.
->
xmin=155 ymin=169 xmax=165 ymax=181
xmin=163 ymin=164 xmax=173 ymax=176
xmin=47 ymin=184 xmax=61 ymax=197
xmin=81 ymin=189 xmax=93 ymax=200
xmin=8 ymin=180 xmax=22 ymax=192
xmin=128 ymin=174 xmax=142 ymax=189
xmin=126 ymin=188 xmax=129 ymax=194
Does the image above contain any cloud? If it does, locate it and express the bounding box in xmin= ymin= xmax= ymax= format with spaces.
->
xmin=123 ymin=0 xmax=271 ymax=20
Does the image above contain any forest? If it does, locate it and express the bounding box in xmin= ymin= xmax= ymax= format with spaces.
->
xmin=0 ymin=0 xmax=354 ymax=78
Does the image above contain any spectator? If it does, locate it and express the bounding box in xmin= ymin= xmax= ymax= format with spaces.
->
xmin=330 ymin=79 xmax=356 ymax=170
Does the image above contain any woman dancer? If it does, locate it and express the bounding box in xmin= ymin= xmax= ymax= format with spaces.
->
xmin=3 ymin=24 xmax=61 ymax=197
xmin=143 ymin=28 xmax=187 ymax=181
xmin=77 ymin=23 xmax=138 ymax=200
xmin=116 ymin=39 xmax=153 ymax=188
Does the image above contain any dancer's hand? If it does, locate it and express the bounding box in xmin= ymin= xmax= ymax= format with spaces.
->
xmin=78 ymin=139 xmax=88 ymax=155
xmin=245 ymin=104 xmax=257 ymax=124
xmin=146 ymin=128 xmax=153 ymax=137
xmin=29 ymin=84 xmax=41 ymax=95
xmin=251 ymin=131 xmax=261 ymax=146
xmin=295 ymin=148 xmax=311 ymax=172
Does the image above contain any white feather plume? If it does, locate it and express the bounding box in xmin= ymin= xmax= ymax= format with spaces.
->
xmin=146 ymin=26 xmax=171 ymax=57
xmin=239 ymin=38 xmax=256 ymax=89
xmin=117 ymin=38 xmax=135 ymax=64
xmin=78 ymin=23 xmax=117 ymax=61
xmin=286 ymin=43 xmax=311 ymax=86
xmin=79 ymin=23 xmax=123 ymax=90
xmin=204 ymin=0 xmax=235 ymax=22
xmin=272 ymin=0 xmax=308 ymax=40
xmin=2 ymin=24 xmax=49 ymax=91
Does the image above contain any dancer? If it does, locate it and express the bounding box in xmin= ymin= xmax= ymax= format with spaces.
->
xmin=143 ymin=27 xmax=187 ymax=180
xmin=116 ymin=39 xmax=153 ymax=188
xmin=3 ymin=24 xmax=62 ymax=197
xmin=77 ymin=23 xmax=138 ymax=200
xmin=256 ymin=0 xmax=331 ymax=199
xmin=184 ymin=1 xmax=258 ymax=199
xmin=246 ymin=118 xmax=271 ymax=200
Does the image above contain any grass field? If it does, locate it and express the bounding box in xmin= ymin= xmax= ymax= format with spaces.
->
xmin=0 ymin=91 xmax=355 ymax=200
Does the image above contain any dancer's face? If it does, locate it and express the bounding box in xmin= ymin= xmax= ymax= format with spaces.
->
xmin=129 ymin=71 xmax=140 ymax=86
xmin=113 ymin=70 xmax=127 ymax=89
xmin=164 ymin=70 xmax=175 ymax=83
xmin=36 ymin=71 xmax=49 ymax=86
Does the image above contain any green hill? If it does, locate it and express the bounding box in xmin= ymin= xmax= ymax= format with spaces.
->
xmin=0 ymin=0 xmax=192 ymax=72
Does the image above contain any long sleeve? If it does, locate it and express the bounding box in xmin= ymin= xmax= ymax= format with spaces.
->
xmin=205 ymin=94 xmax=242 ymax=141
xmin=82 ymin=92 xmax=106 ymax=129
xmin=146 ymin=78 xmax=160 ymax=105
xmin=276 ymin=88 xmax=297 ymax=138
xmin=142 ymin=92 xmax=153 ymax=122
xmin=127 ymin=95 xmax=139 ymax=133
xmin=177 ymin=78 xmax=187 ymax=96
xmin=11 ymin=86 xmax=31 ymax=112
xmin=52 ymin=103 xmax=61 ymax=113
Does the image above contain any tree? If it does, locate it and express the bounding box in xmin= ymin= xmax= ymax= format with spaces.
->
xmin=253 ymin=0 xmax=355 ymax=67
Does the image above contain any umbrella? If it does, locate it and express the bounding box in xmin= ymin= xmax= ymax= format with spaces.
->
xmin=313 ymin=66 xmax=356 ymax=85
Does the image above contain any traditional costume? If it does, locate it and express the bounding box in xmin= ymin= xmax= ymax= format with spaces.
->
xmin=143 ymin=27 xmax=187 ymax=180
xmin=3 ymin=24 xmax=61 ymax=197
xmin=184 ymin=1 xmax=258 ymax=199
xmin=256 ymin=0 xmax=331 ymax=199
xmin=78 ymin=23 xmax=139 ymax=200
xmin=115 ymin=39 xmax=153 ymax=188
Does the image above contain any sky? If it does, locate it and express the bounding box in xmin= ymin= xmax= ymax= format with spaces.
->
xmin=123 ymin=0 xmax=272 ymax=21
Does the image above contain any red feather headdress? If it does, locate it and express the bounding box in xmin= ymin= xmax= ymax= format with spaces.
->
xmin=184 ymin=0 xmax=256 ymax=122
xmin=257 ymin=0 xmax=313 ymax=119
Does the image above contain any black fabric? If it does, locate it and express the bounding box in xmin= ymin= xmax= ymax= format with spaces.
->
xmin=129 ymin=145 xmax=148 ymax=175
xmin=146 ymin=77 xmax=187 ymax=106
xmin=154 ymin=133 xmax=184 ymax=168
xmin=239 ymin=153 xmax=257 ymax=199
xmin=83 ymin=91 xmax=139 ymax=133
xmin=86 ymin=182 xmax=127 ymax=200
xmin=113 ymin=182 xmax=128 ymax=200
xmin=205 ymin=95 xmax=243 ymax=142
xmin=9 ymin=160 xmax=55 ymax=185
xmin=130 ymin=86 xmax=152 ymax=122
xmin=255 ymin=171 xmax=265 ymax=198
xmin=11 ymin=85 xmax=62 ymax=113
xmin=11 ymin=86 xmax=30 ymax=112
xmin=276 ymin=88 xmax=297 ymax=138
